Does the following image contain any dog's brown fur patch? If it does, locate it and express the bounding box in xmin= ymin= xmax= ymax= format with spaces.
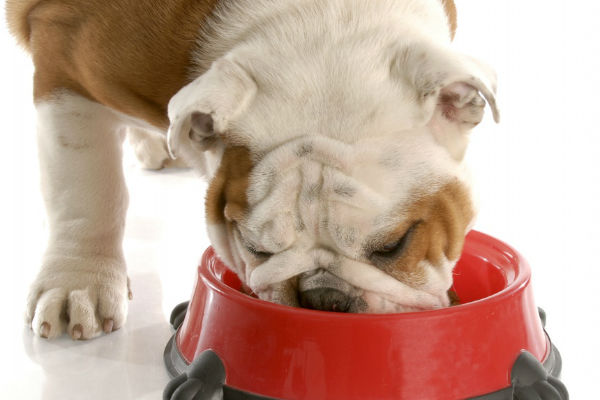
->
xmin=442 ymin=0 xmax=458 ymax=40
xmin=377 ymin=180 xmax=473 ymax=287
xmin=8 ymin=0 xmax=219 ymax=129
xmin=205 ymin=146 xmax=253 ymax=225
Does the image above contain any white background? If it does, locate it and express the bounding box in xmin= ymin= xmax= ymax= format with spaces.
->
xmin=1 ymin=0 xmax=598 ymax=398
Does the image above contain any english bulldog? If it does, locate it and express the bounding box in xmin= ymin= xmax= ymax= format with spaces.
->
xmin=7 ymin=0 xmax=498 ymax=340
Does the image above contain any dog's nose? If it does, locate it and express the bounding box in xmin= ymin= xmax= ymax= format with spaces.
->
xmin=299 ymin=288 xmax=351 ymax=312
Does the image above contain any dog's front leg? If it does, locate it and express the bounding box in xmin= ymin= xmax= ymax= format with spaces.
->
xmin=27 ymin=92 xmax=131 ymax=340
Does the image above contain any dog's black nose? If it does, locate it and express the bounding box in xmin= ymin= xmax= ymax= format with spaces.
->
xmin=299 ymin=288 xmax=351 ymax=312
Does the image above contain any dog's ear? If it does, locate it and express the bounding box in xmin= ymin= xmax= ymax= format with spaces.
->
xmin=167 ymin=56 xmax=257 ymax=174
xmin=392 ymin=42 xmax=500 ymax=161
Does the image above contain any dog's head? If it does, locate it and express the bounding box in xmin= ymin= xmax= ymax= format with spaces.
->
xmin=168 ymin=39 xmax=498 ymax=313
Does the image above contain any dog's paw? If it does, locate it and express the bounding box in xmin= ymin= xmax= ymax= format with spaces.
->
xmin=439 ymin=82 xmax=486 ymax=126
xmin=26 ymin=254 xmax=131 ymax=340
xmin=128 ymin=128 xmax=188 ymax=170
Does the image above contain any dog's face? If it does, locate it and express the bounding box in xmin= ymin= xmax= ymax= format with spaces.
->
xmin=168 ymin=40 xmax=498 ymax=313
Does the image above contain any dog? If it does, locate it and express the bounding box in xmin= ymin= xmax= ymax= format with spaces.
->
xmin=7 ymin=0 xmax=498 ymax=340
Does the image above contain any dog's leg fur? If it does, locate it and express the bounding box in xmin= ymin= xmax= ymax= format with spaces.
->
xmin=27 ymin=92 xmax=130 ymax=339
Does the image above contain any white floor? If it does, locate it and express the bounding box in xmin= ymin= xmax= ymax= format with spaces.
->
xmin=1 ymin=1 xmax=600 ymax=399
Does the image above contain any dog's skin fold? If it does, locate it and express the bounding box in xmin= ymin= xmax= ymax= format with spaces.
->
xmin=7 ymin=0 xmax=498 ymax=340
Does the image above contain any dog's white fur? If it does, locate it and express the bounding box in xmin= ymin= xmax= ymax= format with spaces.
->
xmin=172 ymin=0 xmax=497 ymax=177
xmin=168 ymin=0 xmax=498 ymax=312
xmin=27 ymin=0 xmax=498 ymax=337
xmin=29 ymin=94 xmax=130 ymax=338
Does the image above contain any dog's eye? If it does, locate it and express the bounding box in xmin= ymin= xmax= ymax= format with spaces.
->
xmin=245 ymin=245 xmax=273 ymax=259
xmin=370 ymin=222 xmax=420 ymax=260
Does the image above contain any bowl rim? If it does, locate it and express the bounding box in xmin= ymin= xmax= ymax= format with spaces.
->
xmin=200 ymin=230 xmax=531 ymax=321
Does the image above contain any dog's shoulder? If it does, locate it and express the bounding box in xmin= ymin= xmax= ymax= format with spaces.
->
xmin=9 ymin=0 xmax=220 ymax=128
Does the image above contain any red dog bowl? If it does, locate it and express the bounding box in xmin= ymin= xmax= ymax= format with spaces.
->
xmin=163 ymin=231 xmax=567 ymax=400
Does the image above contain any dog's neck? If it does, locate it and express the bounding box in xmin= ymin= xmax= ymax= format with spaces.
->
xmin=191 ymin=0 xmax=453 ymax=76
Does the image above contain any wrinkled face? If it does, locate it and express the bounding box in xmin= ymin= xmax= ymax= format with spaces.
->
xmin=168 ymin=40 xmax=498 ymax=313
xmin=204 ymin=135 xmax=474 ymax=313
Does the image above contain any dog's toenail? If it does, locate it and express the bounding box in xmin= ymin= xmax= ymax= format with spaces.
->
xmin=72 ymin=324 xmax=83 ymax=340
xmin=40 ymin=322 xmax=51 ymax=338
xmin=103 ymin=319 xmax=114 ymax=333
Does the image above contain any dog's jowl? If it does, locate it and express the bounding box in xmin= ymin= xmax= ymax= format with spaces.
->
xmin=7 ymin=0 xmax=498 ymax=339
